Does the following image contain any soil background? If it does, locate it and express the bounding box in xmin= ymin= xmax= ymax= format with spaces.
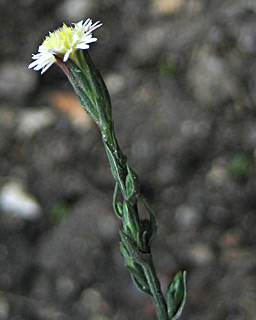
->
xmin=0 ymin=1 xmax=256 ymax=319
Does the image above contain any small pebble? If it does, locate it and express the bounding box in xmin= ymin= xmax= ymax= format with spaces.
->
xmin=206 ymin=160 xmax=228 ymax=187
xmin=152 ymin=0 xmax=184 ymax=15
xmin=188 ymin=47 xmax=238 ymax=107
xmin=57 ymin=0 xmax=94 ymax=21
xmin=78 ymin=288 xmax=105 ymax=315
xmin=55 ymin=275 xmax=76 ymax=301
xmin=0 ymin=62 xmax=36 ymax=101
xmin=0 ymin=297 xmax=9 ymax=320
xmin=175 ymin=205 xmax=201 ymax=230
xmin=188 ymin=243 xmax=214 ymax=266
xmin=0 ymin=181 xmax=41 ymax=221
xmin=105 ymin=73 xmax=125 ymax=95
xmin=17 ymin=108 xmax=55 ymax=138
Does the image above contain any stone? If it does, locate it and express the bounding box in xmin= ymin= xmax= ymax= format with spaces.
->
xmin=188 ymin=47 xmax=238 ymax=107
xmin=0 ymin=297 xmax=9 ymax=320
xmin=129 ymin=26 xmax=166 ymax=64
xmin=105 ymin=73 xmax=125 ymax=95
xmin=55 ymin=275 xmax=76 ymax=302
xmin=0 ymin=62 xmax=37 ymax=101
xmin=17 ymin=108 xmax=56 ymax=138
xmin=151 ymin=0 xmax=184 ymax=15
xmin=78 ymin=288 xmax=103 ymax=314
xmin=238 ymin=23 xmax=256 ymax=53
xmin=175 ymin=204 xmax=201 ymax=230
xmin=57 ymin=0 xmax=95 ymax=21
xmin=0 ymin=181 xmax=42 ymax=221
xmin=33 ymin=306 xmax=67 ymax=320
xmin=188 ymin=243 xmax=214 ymax=266
xmin=206 ymin=158 xmax=229 ymax=187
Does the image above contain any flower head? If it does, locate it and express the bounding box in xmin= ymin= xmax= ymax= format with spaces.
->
xmin=29 ymin=19 xmax=102 ymax=74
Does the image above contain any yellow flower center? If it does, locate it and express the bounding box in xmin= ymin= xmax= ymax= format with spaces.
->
xmin=42 ymin=24 xmax=74 ymax=52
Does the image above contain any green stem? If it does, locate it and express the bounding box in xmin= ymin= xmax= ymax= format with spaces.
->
xmin=102 ymin=127 xmax=128 ymax=199
xmin=143 ymin=259 xmax=168 ymax=320
xmin=102 ymin=127 xmax=169 ymax=319
xmin=56 ymin=50 xmax=186 ymax=320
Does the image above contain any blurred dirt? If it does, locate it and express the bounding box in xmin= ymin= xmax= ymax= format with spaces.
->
xmin=0 ymin=0 xmax=256 ymax=319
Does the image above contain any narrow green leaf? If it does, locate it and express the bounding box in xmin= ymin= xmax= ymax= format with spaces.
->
xmin=141 ymin=194 xmax=158 ymax=247
xmin=131 ymin=273 xmax=151 ymax=295
xmin=67 ymin=59 xmax=95 ymax=103
xmin=75 ymin=86 xmax=98 ymax=123
xmin=123 ymin=261 xmax=151 ymax=295
xmin=104 ymin=141 xmax=127 ymax=199
xmin=166 ymin=271 xmax=187 ymax=320
xmin=80 ymin=51 xmax=112 ymax=125
xmin=122 ymin=201 xmax=138 ymax=241
xmin=113 ymin=183 xmax=123 ymax=219
xmin=119 ymin=230 xmax=140 ymax=262
xmin=63 ymin=59 xmax=100 ymax=123
xmin=125 ymin=165 xmax=140 ymax=205
xmin=120 ymin=242 xmax=133 ymax=268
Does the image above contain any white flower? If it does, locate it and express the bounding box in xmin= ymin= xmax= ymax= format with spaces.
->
xmin=29 ymin=19 xmax=102 ymax=74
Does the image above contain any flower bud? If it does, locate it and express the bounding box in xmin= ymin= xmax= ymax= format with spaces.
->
xmin=166 ymin=271 xmax=187 ymax=320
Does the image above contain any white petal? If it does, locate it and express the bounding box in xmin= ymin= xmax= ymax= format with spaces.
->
xmin=89 ymin=21 xmax=102 ymax=33
xmin=84 ymin=37 xmax=97 ymax=43
xmin=83 ymin=19 xmax=91 ymax=28
xmin=76 ymin=20 xmax=84 ymax=28
xmin=63 ymin=49 xmax=71 ymax=62
xmin=41 ymin=62 xmax=54 ymax=74
xmin=76 ymin=43 xmax=90 ymax=50
xmin=28 ymin=60 xmax=39 ymax=69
